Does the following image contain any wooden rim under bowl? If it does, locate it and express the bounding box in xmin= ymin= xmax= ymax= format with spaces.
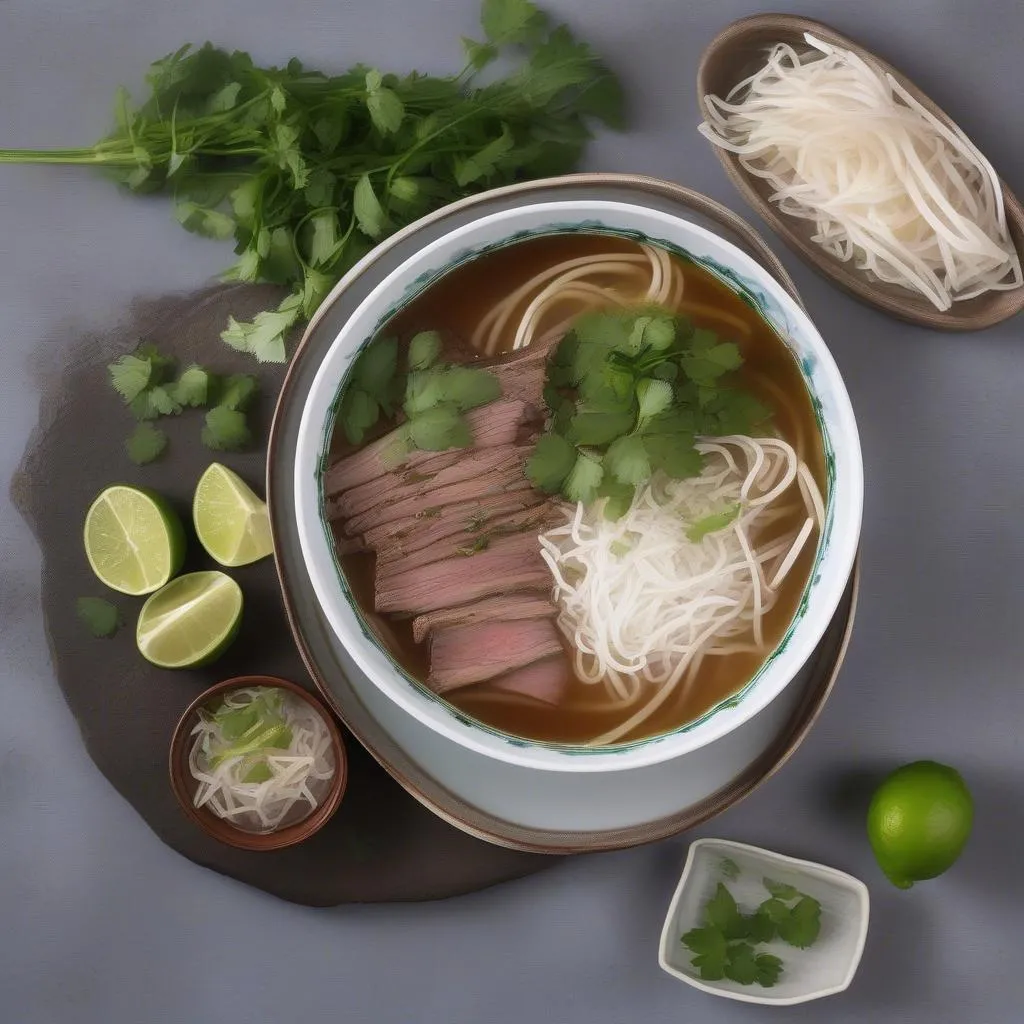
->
xmin=168 ymin=675 xmax=348 ymax=851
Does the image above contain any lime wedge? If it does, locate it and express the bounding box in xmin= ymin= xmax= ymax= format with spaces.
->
xmin=83 ymin=485 xmax=186 ymax=595
xmin=193 ymin=463 xmax=274 ymax=567
xmin=136 ymin=571 xmax=243 ymax=669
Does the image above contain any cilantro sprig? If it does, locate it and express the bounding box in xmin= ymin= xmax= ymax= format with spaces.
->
xmin=680 ymin=879 xmax=822 ymax=988
xmin=1 ymin=0 xmax=626 ymax=364
xmin=526 ymin=309 xmax=770 ymax=516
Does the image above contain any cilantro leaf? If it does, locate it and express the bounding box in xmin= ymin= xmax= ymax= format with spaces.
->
xmin=563 ymin=451 xmax=603 ymax=504
xmin=682 ymin=925 xmax=727 ymax=957
xmin=170 ymin=365 xmax=213 ymax=407
xmin=125 ymin=422 xmax=168 ymax=464
xmin=526 ymin=433 xmax=577 ymax=493
xmin=681 ymin=926 xmax=729 ymax=980
xmin=454 ymin=125 xmax=515 ymax=187
xmin=777 ymin=896 xmax=821 ymax=949
xmin=763 ymin=877 xmax=801 ymax=901
xmin=365 ymin=70 xmax=405 ymax=135
xmin=76 ymin=597 xmax=120 ymax=638
xmin=758 ymin=898 xmax=792 ymax=926
xmin=108 ymin=354 xmax=156 ymax=403
xmin=406 ymin=404 xmax=471 ymax=451
xmin=481 ymin=0 xmax=548 ymax=45
xmin=354 ymin=338 xmax=398 ymax=402
xmin=605 ymin=434 xmax=650 ymax=486
xmin=462 ymin=36 xmax=498 ymax=71
xmin=724 ymin=943 xmax=759 ymax=985
xmin=566 ymin=409 xmax=635 ymax=447
xmin=754 ymin=953 xmax=783 ymax=988
xmin=703 ymin=883 xmax=746 ymax=940
xmin=597 ymin=477 xmax=635 ymax=520
xmin=636 ymin=378 xmax=672 ymax=425
xmin=308 ymin=210 xmax=340 ymax=268
xmin=174 ymin=199 xmax=236 ymax=240
xmin=339 ymin=388 xmax=378 ymax=445
xmin=687 ymin=503 xmax=741 ymax=544
xmin=219 ymin=373 xmax=258 ymax=411
xmin=220 ymin=293 xmax=301 ymax=363
xmin=354 ymin=174 xmax=386 ymax=239
xmin=436 ymin=366 xmax=501 ymax=410
xmin=202 ymin=406 xmax=251 ymax=450
xmin=408 ymin=331 xmax=442 ymax=372
xmin=643 ymin=434 xmax=703 ymax=480
xmin=744 ymin=910 xmax=777 ymax=945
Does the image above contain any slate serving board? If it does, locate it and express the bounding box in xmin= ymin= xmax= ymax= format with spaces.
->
xmin=10 ymin=282 xmax=556 ymax=906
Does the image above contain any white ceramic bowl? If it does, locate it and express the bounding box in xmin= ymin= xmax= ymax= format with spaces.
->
xmin=658 ymin=838 xmax=870 ymax=1005
xmin=294 ymin=199 xmax=862 ymax=779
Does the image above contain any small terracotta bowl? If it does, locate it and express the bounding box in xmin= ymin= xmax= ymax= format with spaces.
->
xmin=169 ymin=674 xmax=347 ymax=851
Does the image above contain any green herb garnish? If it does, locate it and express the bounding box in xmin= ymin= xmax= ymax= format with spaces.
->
xmin=1 ymin=0 xmax=625 ymax=364
xmin=109 ymin=344 xmax=258 ymax=455
xmin=527 ymin=307 xmax=770 ymax=517
xmin=681 ymin=878 xmax=822 ymax=987
xmin=76 ymin=597 xmax=120 ymax=638
xmin=340 ymin=335 xmax=499 ymax=461
xmin=687 ymin=503 xmax=741 ymax=544
xmin=125 ymin=422 xmax=169 ymax=465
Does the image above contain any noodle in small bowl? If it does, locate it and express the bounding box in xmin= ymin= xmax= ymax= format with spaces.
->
xmin=290 ymin=184 xmax=863 ymax=834
xmin=168 ymin=675 xmax=347 ymax=851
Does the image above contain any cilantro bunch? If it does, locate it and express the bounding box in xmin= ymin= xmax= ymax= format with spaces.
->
xmin=525 ymin=308 xmax=770 ymax=517
xmin=340 ymin=331 xmax=500 ymax=462
xmin=682 ymin=877 xmax=822 ymax=988
xmin=0 ymin=0 xmax=625 ymax=363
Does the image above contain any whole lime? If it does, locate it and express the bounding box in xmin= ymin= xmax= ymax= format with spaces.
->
xmin=867 ymin=760 xmax=974 ymax=889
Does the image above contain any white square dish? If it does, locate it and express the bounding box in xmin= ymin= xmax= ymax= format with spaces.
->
xmin=658 ymin=838 xmax=870 ymax=1005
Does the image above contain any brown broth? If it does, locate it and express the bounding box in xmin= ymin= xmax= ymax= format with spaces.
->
xmin=332 ymin=233 xmax=825 ymax=745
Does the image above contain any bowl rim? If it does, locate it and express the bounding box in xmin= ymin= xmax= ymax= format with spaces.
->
xmin=657 ymin=837 xmax=871 ymax=1005
xmin=294 ymin=197 xmax=863 ymax=771
xmin=168 ymin=674 xmax=348 ymax=851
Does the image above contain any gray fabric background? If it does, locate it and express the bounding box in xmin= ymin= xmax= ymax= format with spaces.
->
xmin=1 ymin=0 xmax=1021 ymax=1021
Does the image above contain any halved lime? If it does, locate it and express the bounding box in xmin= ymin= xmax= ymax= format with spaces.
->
xmin=193 ymin=463 xmax=274 ymax=567
xmin=83 ymin=485 xmax=186 ymax=595
xmin=136 ymin=570 xmax=243 ymax=669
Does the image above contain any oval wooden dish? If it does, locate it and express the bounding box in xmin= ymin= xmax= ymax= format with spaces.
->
xmin=697 ymin=13 xmax=1024 ymax=331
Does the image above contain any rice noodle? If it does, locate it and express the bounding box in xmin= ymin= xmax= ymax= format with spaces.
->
xmin=538 ymin=436 xmax=823 ymax=745
xmin=188 ymin=687 xmax=336 ymax=833
xmin=698 ymin=33 xmax=1022 ymax=310
xmin=471 ymin=244 xmax=684 ymax=354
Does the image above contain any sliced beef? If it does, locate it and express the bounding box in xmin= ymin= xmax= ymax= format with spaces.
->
xmin=344 ymin=461 xmax=528 ymax=537
xmin=362 ymin=487 xmax=546 ymax=554
xmin=378 ymin=504 xmax=561 ymax=579
xmin=412 ymin=592 xmax=556 ymax=644
xmin=324 ymin=398 xmax=540 ymax=496
xmin=477 ymin=656 xmax=571 ymax=705
xmin=428 ymin=618 xmax=564 ymax=692
xmin=375 ymin=532 xmax=550 ymax=614
xmin=332 ymin=444 xmax=532 ymax=521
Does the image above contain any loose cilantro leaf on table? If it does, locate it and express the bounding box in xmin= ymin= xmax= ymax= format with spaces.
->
xmin=76 ymin=597 xmax=120 ymax=638
xmin=1 ymin=0 xmax=627 ymax=364
xmin=202 ymin=406 xmax=252 ymax=451
xmin=125 ymin=422 xmax=168 ymax=464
